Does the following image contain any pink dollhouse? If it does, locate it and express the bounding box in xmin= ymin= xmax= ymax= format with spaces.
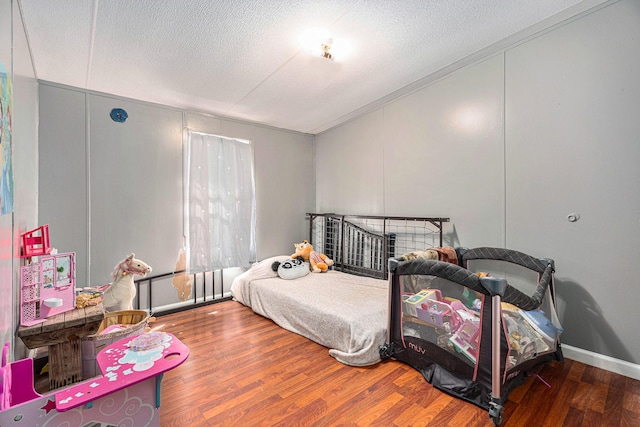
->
xmin=20 ymin=252 xmax=76 ymax=326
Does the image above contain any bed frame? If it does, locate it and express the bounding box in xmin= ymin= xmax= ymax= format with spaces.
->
xmin=307 ymin=213 xmax=450 ymax=279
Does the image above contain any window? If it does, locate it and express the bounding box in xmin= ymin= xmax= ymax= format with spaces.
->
xmin=185 ymin=131 xmax=256 ymax=272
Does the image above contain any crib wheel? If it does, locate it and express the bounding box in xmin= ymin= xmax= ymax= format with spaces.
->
xmin=489 ymin=403 xmax=504 ymax=426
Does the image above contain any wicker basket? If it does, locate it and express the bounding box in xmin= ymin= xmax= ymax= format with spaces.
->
xmin=81 ymin=309 xmax=150 ymax=379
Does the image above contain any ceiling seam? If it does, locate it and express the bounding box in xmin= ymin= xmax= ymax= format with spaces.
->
xmin=224 ymin=53 xmax=300 ymax=117
xmin=16 ymin=0 xmax=39 ymax=80
xmin=85 ymin=0 xmax=99 ymax=87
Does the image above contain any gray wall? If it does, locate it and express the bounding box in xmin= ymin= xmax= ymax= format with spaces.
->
xmin=11 ymin=0 xmax=39 ymax=358
xmin=0 ymin=0 xmax=13 ymax=351
xmin=316 ymin=0 xmax=640 ymax=365
xmin=504 ymin=0 xmax=640 ymax=366
xmin=89 ymin=95 xmax=183 ymax=287
xmin=316 ymin=54 xmax=506 ymax=248
xmin=1 ymin=0 xmax=39 ymax=356
xmin=38 ymin=86 xmax=88 ymax=280
xmin=39 ymin=86 xmax=315 ymax=296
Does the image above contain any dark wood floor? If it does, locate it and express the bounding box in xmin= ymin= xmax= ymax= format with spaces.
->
xmin=144 ymin=300 xmax=640 ymax=426
xmin=32 ymin=300 xmax=638 ymax=426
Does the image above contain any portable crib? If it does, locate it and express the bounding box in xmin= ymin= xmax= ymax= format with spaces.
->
xmin=381 ymin=247 xmax=563 ymax=426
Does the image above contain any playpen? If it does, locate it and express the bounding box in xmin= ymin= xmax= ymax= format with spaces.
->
xmin=382 ymin=247 xmax=563 ymax=426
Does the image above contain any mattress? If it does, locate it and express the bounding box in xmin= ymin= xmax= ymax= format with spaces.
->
xmin=230 ymin=256 xmax=389 ymax=366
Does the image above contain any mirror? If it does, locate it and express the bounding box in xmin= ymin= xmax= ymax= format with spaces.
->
xmin=40 ymin=253 xmax=75 ymax=288
xmin=55 ymin=254 xmax=73 ymax=287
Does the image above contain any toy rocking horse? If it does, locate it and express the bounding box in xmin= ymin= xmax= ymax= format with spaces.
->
xmin=101 ymin=253 xmax=152 ymax=312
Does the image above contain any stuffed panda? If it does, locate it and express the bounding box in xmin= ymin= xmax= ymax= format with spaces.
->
xmin=271 ymin=256 xmax=310 ymax=280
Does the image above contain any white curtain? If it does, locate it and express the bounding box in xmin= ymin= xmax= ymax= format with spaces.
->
xmin=185 ymin=131 xmax=256 ymax=272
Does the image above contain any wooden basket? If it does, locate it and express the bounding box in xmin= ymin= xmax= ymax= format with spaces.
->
xmin=81 ymin=309 xmax=150 ymax=379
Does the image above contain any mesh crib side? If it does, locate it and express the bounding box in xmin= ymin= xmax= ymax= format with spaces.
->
xmin=385 ymin=254 xmax=563 ymax=413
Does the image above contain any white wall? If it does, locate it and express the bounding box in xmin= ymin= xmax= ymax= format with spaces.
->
xmin=316 ymin=0 xmax=640 ymax=367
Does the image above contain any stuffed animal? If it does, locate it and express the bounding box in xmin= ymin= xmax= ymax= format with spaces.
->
xmin=101 ymin=253 xmax=152 ymax=312
xmin=397 ymin=249 xmax=439 ymax=261
xmin=292 ymin=240 xmax=334 ymax=273
xmin=271 ymin=257 xmax=310 ymax=280
xmin=433 ymin=247 xmax=458 ymax=265
xmin=397 ymin=247 xmax=459 ymax=265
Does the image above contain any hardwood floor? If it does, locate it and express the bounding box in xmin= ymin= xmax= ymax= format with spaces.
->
xmin=147 ymin=301 xmax=637 ymax=426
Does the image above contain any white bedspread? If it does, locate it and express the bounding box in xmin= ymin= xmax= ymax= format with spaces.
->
xmin=230 ymin=256 xmax=389 ymax=366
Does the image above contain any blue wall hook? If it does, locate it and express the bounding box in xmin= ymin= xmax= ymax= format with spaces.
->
xmin=110 ymin=108 xmax=128 ymax=123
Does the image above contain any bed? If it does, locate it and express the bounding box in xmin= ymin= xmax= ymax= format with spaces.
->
xmin=230 ymin=213 xmax=449 ymax=366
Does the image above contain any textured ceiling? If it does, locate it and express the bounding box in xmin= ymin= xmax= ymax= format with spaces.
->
xmin=19 ymin=0 xmax=604 ymax=134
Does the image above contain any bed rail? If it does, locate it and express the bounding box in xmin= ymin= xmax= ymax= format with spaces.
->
xmin=307 ymin=213 xmax=449 ymax=279
xmin=134 ymin=269 xmax=231 ymax=316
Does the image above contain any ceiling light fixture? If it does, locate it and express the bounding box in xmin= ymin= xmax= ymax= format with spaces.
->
xmin=300 ymin=28 xmax=337 ymax=60
xmin=321 ymin=39 xmax=333 ymax=60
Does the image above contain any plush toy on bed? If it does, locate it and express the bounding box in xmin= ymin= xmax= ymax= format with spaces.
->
xmin=397 ymin=249 xmax=439 ymax=261
xmin=271 ymin=257 xmax=310 ymax=280
xmin=292 ymin=240 xmax=334 ymax=273
xmin=397 ymin=247 xmax=459 ymax=265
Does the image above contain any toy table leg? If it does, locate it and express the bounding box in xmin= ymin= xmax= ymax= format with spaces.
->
xmin=47 ymin=337 xmax=82 ymax=390
xmin=16 ymin=305 xmax=105 ymax=391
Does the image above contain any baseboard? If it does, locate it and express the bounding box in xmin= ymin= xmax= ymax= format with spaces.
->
xmin=562 ymin=344 xmax=640 ymax=381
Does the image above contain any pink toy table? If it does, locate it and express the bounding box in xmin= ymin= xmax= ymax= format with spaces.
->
xmin=56 ymin=332 xmax=188 ymax=411
xmin=0 ymin=332 xmax=188 ymax=427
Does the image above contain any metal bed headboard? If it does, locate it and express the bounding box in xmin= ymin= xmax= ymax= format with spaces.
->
xmin=307 ymin=213 xmax=450 ymax=279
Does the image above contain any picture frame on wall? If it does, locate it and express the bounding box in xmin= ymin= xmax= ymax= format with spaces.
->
xmin=0 ymin=61 xmax=14 ymax=214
